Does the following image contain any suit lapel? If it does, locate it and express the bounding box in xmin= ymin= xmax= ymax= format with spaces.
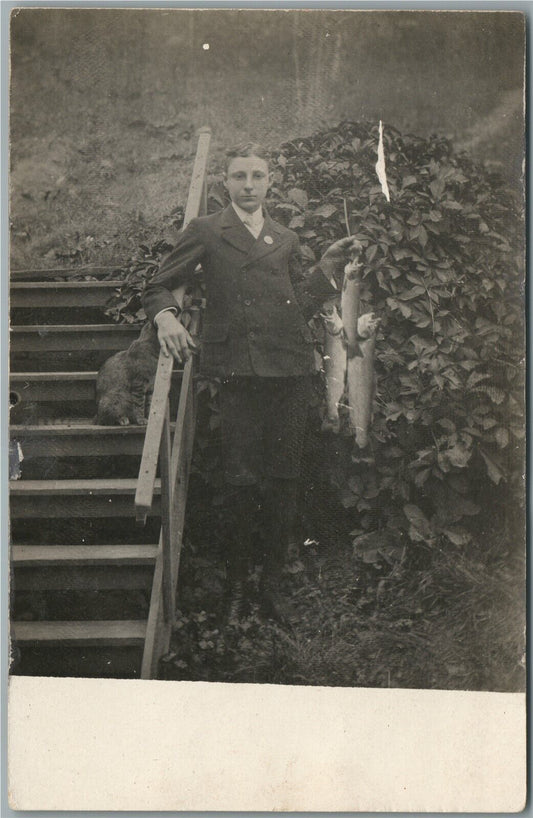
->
xmin=217 ymin=204 xmax=289 ymax=261
xmin=219 ymin=205 xmax=257 ymax=255
xmin=246 ymin=210 xmax=287 ymax=263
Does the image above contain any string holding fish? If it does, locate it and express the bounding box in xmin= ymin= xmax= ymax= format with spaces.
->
xmin=375 ymin=120 xmax=391 ymax=203
xmin=343 ymin=197 xmax=351 ymax=239
xmin=342 ymin=197 xmax=365 ymax=260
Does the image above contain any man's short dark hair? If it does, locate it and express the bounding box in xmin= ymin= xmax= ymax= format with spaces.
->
xmin=224 ymin=142 xmax=270 ymax=171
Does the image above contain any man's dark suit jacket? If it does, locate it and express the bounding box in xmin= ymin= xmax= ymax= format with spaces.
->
xmin=142 ymin=204 xmax=337 ymax=378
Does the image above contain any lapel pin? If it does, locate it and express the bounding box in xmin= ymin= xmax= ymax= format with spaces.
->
xmin=264 ymin=235 xmax=273 ymax=244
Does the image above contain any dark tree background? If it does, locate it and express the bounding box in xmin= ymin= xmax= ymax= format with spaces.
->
xmin=10 ymin=9 xmax=524 ymax=269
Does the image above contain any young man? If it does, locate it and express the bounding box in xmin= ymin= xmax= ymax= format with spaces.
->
xmin=143 ymin=142 xmax=361 ymax=621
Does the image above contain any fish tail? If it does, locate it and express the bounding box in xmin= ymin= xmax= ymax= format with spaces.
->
xmin=346 ymin=339 xmax=363 ymax=358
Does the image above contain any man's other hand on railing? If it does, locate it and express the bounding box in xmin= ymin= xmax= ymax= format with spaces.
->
xmin=155 ymin=311 xmax=197 ymax=363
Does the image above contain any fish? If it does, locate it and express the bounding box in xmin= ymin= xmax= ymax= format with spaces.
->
xmin=341 ymin=258 xmax=363 ymax=358
xmin=321 ymin=300 xmax=346 ymax=433
xmin=347 ymin=312 xmax=380 ymax=448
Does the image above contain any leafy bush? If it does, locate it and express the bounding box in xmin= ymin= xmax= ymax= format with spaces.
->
xmin=112 ymin=121 xmax=524 ymax=551
xmin=105 ymin=206 xmax=185 ymax=323
xmin=263 ymin=121 xmax=524 ymax=550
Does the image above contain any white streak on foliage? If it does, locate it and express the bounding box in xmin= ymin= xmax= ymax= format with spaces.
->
xmin=375 ymin=120 xmax=391 ymax=202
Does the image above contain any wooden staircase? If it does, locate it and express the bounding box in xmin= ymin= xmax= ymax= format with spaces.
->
xmin=10 ymin=277 xmax=162 ymax=677
xmin=9 ymin=127 xmax=211 ymax=679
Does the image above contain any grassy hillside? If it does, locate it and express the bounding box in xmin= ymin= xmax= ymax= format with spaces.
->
xmin=10 ymin=9 xmax=524 ymax=270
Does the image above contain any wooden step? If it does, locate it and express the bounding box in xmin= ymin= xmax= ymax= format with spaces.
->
xmin=10 ymin=478 xmax=154 ymax=495
xmin=11 ymin=423 xmax=151 ymax=458
xmin=10 ymin=281 xmax=124 ymax=309
xmin=10 ymin=265 xmax=124 ymax=281
xmin=11 ymin=620 xmax=146 ymax=646
xmin=11 ymin=372 xmax=98 ymax=403
xmin=11 ymin=516 xmax=163 ymax=546
xmin=10 ymin=644 xmax=144 ymax=679
xmin=11 ymin=544 xmax=159 ymax=565
xmin=13 ymin=565 xmax=154 ymax=592
xmin=10 ymin=370 xmax=182 ymax=404
xmin=10 ymin=479 xmax=161 ymax=518
xmin=11 ymin=324 xmax=139 ymax=352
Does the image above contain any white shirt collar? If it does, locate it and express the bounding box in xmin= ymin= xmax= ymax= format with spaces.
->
xmin=231 ymin=201 xmax=264 ymax=228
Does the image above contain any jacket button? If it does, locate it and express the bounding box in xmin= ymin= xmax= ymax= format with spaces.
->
xmin=249 ymin=331 xmax=255 ymax=339
xmin=244 ymin=299 xmax=252 ymax=306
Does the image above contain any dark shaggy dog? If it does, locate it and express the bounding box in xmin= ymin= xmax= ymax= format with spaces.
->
xmin=95 ymin=322 xmax=160 ymax=426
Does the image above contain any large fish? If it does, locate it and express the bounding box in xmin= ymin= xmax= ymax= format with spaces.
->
xmin=321 ymin=300 xmax=346 ymax=433
xmin=341 ymin=258 xmax=363 ymax=358
xmin=347 ymin=313 xmax=380 ymax=448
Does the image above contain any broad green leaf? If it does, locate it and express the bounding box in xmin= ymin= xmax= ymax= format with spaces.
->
xmin=403 ymin=504 xmax=434 ymax=542
xmin=289 ymin=215 xmax=305 ymax=229
xmin=314 ymin=203 xmax=338 ymax=218
xmin=287 ymin=187 xmax=308 ymax=208
xmin=495 ymin=427 xmax=509 ymax=448
xmin=467 ymin=371 xmax=491 ymax=389
xmin=300 ymin=244 xmax=316 ymax=262
xmin=442 ymin=199 xmax=463 ymax=211
xmin=438 ymin=439 xmax=472 ymax=470
xmin=442 ymin=527 xmax=472 ymax=546
xmin=414 ymin=467 xmax=432 ymax=487
xmin=479 ymin=447 xmax=505 ymax=484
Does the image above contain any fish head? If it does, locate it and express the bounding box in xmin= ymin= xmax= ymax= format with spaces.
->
xmin=357 ymin=312 xmax=381 ymax=338
xmin=321 ymin=306 xmax=343 ymax=335
xmin=344 ymin=259 xmax=362 ymax=281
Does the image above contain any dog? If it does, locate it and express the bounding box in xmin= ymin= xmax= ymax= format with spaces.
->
xmin=95 ymin=322 xmax=160 ymax=426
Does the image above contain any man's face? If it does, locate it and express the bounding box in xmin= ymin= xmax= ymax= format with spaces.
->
xmin=224 ymin=155 xmax=272 ymax=213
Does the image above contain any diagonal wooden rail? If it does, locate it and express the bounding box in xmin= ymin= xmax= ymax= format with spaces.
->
xmin=135 ymin=126 xmax=211 ymax=678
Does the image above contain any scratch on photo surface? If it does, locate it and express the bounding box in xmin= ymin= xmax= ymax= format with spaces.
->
xmin=375 ymin=120 xmax=390 ymax=202
xmin=9 ymin=441 xmax=24 ymax=480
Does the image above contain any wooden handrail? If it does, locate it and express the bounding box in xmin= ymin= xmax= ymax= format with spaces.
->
xmin=182 ymin=126 xmax=212 ymax=227
xmin=134 ymin=127 xmax=210 ymax=655
xmin=135 ymin=127 xmax=211 ymax=520
xmin=135 ymin=354 xmax=174 ymax=521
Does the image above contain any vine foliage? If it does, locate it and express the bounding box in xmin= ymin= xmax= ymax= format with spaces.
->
xmin=110 ymin=121 xmax=524 ymax=551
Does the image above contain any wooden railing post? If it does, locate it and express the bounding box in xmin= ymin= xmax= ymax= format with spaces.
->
xmin=201 ymin=176 xmax=208 ymax=219
xmin=135 ymin=354 xmax=174 ymax=523
xmin=135 ymin=125 xmax=211 ymax=520
xmin=159 ymin=403 xmax=175 ymax=623
xmin=138 ymin=127 xmax=210 ymax=675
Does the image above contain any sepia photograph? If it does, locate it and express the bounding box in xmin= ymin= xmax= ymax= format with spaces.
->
xmin=8 ymin=7 xmax=525 ymax=692
xmin=6 ymin=6 xmax=527 ymax=811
